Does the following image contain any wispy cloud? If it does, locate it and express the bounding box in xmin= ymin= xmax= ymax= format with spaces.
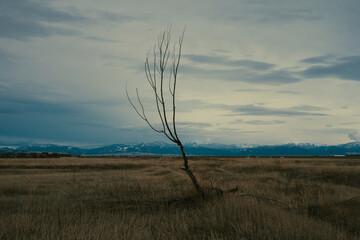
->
xmin=0 ymin=87 xmax=79 ymax=115
xmin=96 ymin=11 xmax=143 ymax=23
xmin=0 ymin=0 xmax=150 ymax=41
xmin=338 ymin=122 xmax=360 ymax=126
xmin=276 ymin=90 xmax=300 ymax=95
xmin=184 ymin=54 xmax=275 ymax=70
xmin=211 ymin=1 xmax=323 ymax=24
xmin=0 ymin=49 xmax=17 ymax=62
xmin=289 ymin=105 xmax=328 ymax=112
xmin=234 ymin=119 xmax=286 ymax=125
xmin=300 ymin=54 xmax=338 ymax=64
xmin=0 ymin=49 xmax=18 ymax=71
xmin=181 ymin=64 xmax=301 ymax=85
xmin=234 ymin=88 xmax=300 ymax=95
xmin=0 ymin=79 xmax=134 ymax=145
xmin=227 ymin=104 xmax=327 ymax=117
xmin=216 ymin=128 xmax=263 ymax=133
xmin=177 ymin=122 xmax=212 ymax=128
xmin=349 ymin=130 xmax=360 ymax=141
xmin=0 ymin=0 xmax=86 ymax=40
xmin=234 ymin=88 xmax=272 ymax=93
xmin=179 ymin=99 xmax=328 ymax=117
xmin=254 ymin=8 xmax=322 ymax=24
xmin=84 ymin=36 xmax=119 ymax=42
xmin=300 ymin=55 xmax=360 ymax=81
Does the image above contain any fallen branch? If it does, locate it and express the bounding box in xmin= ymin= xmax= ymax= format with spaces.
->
xmin=333 ymin=194 xmax=360 ymax=205
xmin=236 ymin=193 xmax=360 ymax=211
xmin=210 ymin=185 xmax=239 ymax=197
xmin=237 ymin=193 xmax=304 ymax=210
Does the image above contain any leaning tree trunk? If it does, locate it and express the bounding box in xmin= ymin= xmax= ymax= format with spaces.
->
xmin=178 ymin=142 xmax=205 ymax=198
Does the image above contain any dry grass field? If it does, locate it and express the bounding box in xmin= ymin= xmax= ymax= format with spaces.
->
xmin=0 ymin=156 xmax=359 ymax=239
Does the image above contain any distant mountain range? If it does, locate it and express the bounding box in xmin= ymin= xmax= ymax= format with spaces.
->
xmin=1 ymin=141 xmax=360 ymax=156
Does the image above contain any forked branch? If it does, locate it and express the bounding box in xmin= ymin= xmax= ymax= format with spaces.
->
xmin=126 ymin=29 xmax=241 ymax=198
xmin=126 ymin=29 xmax=205 ymax=197
xmin=127 ymin=29 xmax=184 ymax=144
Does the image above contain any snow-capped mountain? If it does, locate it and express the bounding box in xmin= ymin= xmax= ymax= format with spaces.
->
xmin=1 ymin=142 xmax=360 ymax=156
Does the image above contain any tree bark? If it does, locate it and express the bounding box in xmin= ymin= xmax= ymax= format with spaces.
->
xmin=178 ymin=143 xmax=205 ymax=198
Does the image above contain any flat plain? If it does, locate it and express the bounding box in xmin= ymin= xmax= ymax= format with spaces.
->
xmin=0 ymin=156 xmax=359 ymax=239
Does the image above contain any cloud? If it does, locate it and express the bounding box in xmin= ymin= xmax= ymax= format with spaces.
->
xmin=1 ymin=0 xmax=85 ymax=22
xmin=248 ymin=70 xmax=301 ymax=85
xmin=276 ymin=90 xmax=300 ymax=95
xmin=0 ymin=87 xmax=80 ymax=115
xmin=177 ymin=122 xmax=212 ymax=128
xmin=0 ymin=80 xmax=133 ymax=145
xmin=338 ymin=122 xmax=359 ymax=126
xmin=0 ymin=49 xmax=18 ymax=70
xmin=216 ymin=128 xmax=263 ymax=134
xmin=96 ymin=11 xmax=141 ymax=23
xmin=84 ymin=36 xmax=119 ymax=42
xmin=234 ymin=88 xmax=272 ymax=93
xmin=184 ymin=54 xmax=274 ymax=70
xmin=235 ymin=120 xmax=286 ymax=125
xmin=180 ymin=53 xmax=302 ymax=85
xmin=179 ymin=99 xmax=328 ymax=117
xmin=0 ymin=0 xmax=148 ymax=41
xmin=0 ymin=116 xmax=149 ymax=146
xmin=349 ymin=130 xmax=360 ymax=141
xmin=300 ymin=54 xmax=338 ymax=64
xmin=254 ymin=8 xmax=322 ymax=24
xmin=181 ymin=64 xmax=301 ymax=85
xmin=177 ymin=99 xmax=215 ymax=112
xmin=0 ymin=16 xmax=79 ymax=40
xmin=216 ymin=68 xmax=301 ymax=85
xmin=0 ymin=0 xmax=86 ymax=40
xmin=211 ymin=1 xmax=323 ymax=24
xmin=234 ymin=88 xmax=300 ymax=95
xmin=0 ymin=49 xmax=17 ymax=62
xmin=288 ymin=105 xmax=328 ymax=112
xmin=227 ymin=104 xmax=327 ymax=117
xmin=301 ymin=55 xmax=360 ymax=81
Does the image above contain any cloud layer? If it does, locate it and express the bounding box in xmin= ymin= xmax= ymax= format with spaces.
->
xmin=0 ymin=0 xmax=86 ymax=40
xmin=0 ymin=0 xmax=359 ymax=146
xmin=182 ymin=54 xmax=301 ymax=85
xmin=301 ymin=55 xmax=360 ymax=81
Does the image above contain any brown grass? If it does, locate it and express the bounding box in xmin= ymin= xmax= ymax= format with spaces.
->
xmin=0 ymin=156 xmax=359 ymax=239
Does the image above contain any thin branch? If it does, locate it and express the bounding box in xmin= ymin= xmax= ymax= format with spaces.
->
xmin=126 ymin=84 xmax=145 ymax=121
xmin=145 ymin=55 xmax=155 ymax=88
xmin=146 ymin=56 xmax=167 ymax=133
xmin=126 ymin=83 xmax=163 ymax=134
xmin=171 ymin=29 xmax=185 ymax=142
xmin=168 ymin=67 xmax=174 ymax=96
xmin=156 ymin=30 xmax=177 ymax=142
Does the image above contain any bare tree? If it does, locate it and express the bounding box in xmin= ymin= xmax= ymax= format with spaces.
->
xmin=126 ymin=29 xmax=205 ymax=197
xmin=127 ymin=29 xmax=238 ymax=198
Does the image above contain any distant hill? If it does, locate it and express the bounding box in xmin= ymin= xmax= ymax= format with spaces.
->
xmin=1 ymin=142 xmax=360 ymax=156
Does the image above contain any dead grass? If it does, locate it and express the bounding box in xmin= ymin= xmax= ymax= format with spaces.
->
xmin=0 ymin=156 xmax=359 ymax=239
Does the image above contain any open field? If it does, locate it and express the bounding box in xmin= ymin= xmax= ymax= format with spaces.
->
xmin=0 ymin=156 xmax=359 ymax=239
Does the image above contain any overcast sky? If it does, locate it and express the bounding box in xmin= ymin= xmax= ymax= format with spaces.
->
xmin=1 ymin=0 xmax=360 ymax=146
